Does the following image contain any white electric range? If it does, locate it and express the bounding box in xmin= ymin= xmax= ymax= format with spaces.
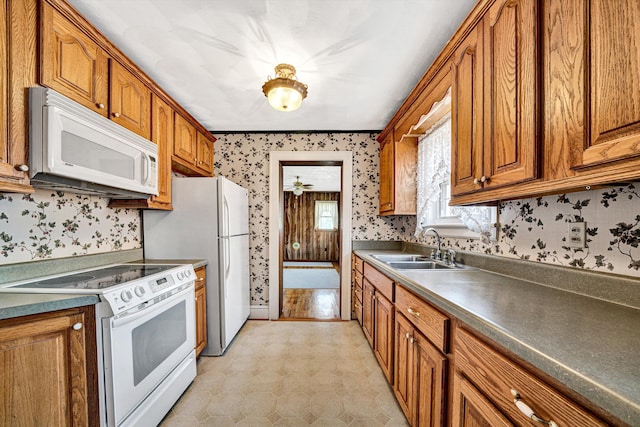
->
xmin=0 ymin=263 xmax=197 ymax=427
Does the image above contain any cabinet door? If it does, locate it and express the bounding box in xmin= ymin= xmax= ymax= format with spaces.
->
xmin=173 ymin=114 xmax=197 ymax=166
xmin=194 ymin=266 xmax=207 ymax=357
xmin=575 ymin=0 xmax=640 ymax=168
xmin=414 ymin=330 xmax=447 ymax=427
xmin=394 ymin=313 xmax=415 ymax=423
xmin=151 ymin=94 xmax=174 ymax=207
xmin=451 ymin=373 xmax=514 ymax=427
xmin=373 ymin=291 xmax=394 ymax=384
xmin=197 ymin=131 xmax=214 ymax=176
xmin=110 ymin=61 xmax=151 ymax=139
xmin=451 ymin=24 xmax=484 ymax=196
xmin=0 ymin=310 xmax=90 ymax=426
xmin=482 ymin=0 xmax=538 ymax=189
xmin=379 ymin=134 xmax=395 ymax=214
xmin=40 ymin=3 xmax=108 ymax=116
xmin=362 ymin=279 xmax=375 ymax=348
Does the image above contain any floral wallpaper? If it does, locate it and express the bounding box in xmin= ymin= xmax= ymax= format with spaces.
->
xmin=418 ymin=184 xmax=640 ymax=279
xmin=0 ymin=190 xmax=141 ymax=264
xmin=214 ymin=132 xmax=416 ymax=304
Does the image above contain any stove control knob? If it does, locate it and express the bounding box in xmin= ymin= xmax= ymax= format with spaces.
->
xmin=177 ymin=271 xmax=185 ymax=280
xmin=185 ymin=268 xmax=193 ymax=278
xmin=121 ymin=290 xmax=133 ymax=303
xmin=135 ymin=286 xmax=146 ymax=297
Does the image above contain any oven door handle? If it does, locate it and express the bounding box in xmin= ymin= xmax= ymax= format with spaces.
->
xmin=110 ymin=285 xmax=194 ymax=328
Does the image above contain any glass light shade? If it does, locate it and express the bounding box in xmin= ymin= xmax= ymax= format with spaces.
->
xmin=267 ymin=85 xmax=304 ymax=112
xmin=293 ymin=187 xmax=303 ymax=196
xmin=262 ymin=64 xmax=308 ymax=112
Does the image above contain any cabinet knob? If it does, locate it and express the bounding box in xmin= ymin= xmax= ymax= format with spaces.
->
xmin=510 ymin=389 xmax=558 ymax=427
xmin=196 ymin=277 xmax=205 ymax=282
xmin=473 ymin=177 xmax=479 ymax=185
xmin=480 ymin=175 xmax=488 ymax=183
xmin=97 ymin=103 xmax=105 ymax=109
xmin=72 ymin=322 xmax=83 ymax=331
xmin=15 ymin=164 xmax=29 ymax=172
xmin=405 ymin=332 xmax=410 ymax=340
xmin=113 ymin=112 xmax=121 ymax=118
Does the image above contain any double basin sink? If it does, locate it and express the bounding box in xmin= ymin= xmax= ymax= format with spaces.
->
xmin=372 ymin=254 xmax=471 ymax=271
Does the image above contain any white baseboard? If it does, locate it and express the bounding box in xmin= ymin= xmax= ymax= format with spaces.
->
xmin=249 ymin=305 xmax=269 ymax=320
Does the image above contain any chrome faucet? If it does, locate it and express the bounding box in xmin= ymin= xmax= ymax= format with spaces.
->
xmin=423 ymin=227 xmax=442 ymax=260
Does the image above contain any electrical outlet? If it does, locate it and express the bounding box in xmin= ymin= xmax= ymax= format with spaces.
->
xmin=567 ymin=222 xmax=586 ymax=248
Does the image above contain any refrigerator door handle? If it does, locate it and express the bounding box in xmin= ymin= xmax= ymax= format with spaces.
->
xmin=225 ymin=237 xmax=231 ymax=298
xmin=222 ymin=196 xmax=230 ymax=237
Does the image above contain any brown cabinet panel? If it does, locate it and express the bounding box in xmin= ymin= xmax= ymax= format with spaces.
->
xmin=577 ymin=0 xmax=640 ymax=168
xmin=482 ymin=0 xmax=538 ymax=189
xmin=396 ymin=285 xmax=449 ymax=354
xmin=394 ymin=312 xmax=415 ymax=422
xmin=379 ymin=134 xmax=395 ymax=213
xmin=0 ymin=308 xmax=94 ymax=426
xmin=455 ymin=327 xmax=607 ymax=426
xmin=373 ymin=292 xmax=394 ymax=384
xmin=362 ymin=279 xmax=375 ymax=348
xmin=195 ymin=266 xmax=207 ymax=357
xmin=451 ymin=24 xmax=484 ymax=196
xmin=197 ymin=131 xmax=214 ymax=175
xmin=451 ymin=373 xmax=514 ymax=427
xmin=150 ymin=94 xmax=173 ymax=207
xmin=40 ymin=3 xmax=109 ymax=116
xmin=110 ymin=61 xmax=151 ymax=139
xmin=364 ymin=262 xmax=394 ymax=302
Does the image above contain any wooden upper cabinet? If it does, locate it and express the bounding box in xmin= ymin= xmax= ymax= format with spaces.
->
xmin=197 ymin=131 xmax=214 ymax=175
xmin=173 ymin=113 xmax=197 ymax=165
xmin=451 ymin=24 xmax=484 ymax=197
xmin=110 ymin=61 xmax=151 ymax=139
xmin=151 ymin=94 xmax=173 ymax=207
xmin=451 ymin=0 xmax=539 ymax=198
xmin=574 ymin=0 xmax=640 ymax=169
xmin=40 ymin=2 xmax=109 ymax=116
xmin=379 ymin=131 xmax=418 ymax=216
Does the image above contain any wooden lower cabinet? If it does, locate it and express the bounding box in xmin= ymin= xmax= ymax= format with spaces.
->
xmin=394 ymin=312 xmax=447 ymax=427
xmin=453 ymin=327 xmax=607 ymax=427
xmin=0 ymin=305 xmax=97 ymax=426
xmin=373 ymin=291 xmax=394 ymax=383
xmin=451 ymin=373 xmax=513 ymax=427
xmin=194 ymin=266 xmax=207 ymax=357
xmin=362 ymin=279 xmax=375 ymax=347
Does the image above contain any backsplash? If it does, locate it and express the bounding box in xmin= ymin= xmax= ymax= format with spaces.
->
xmin=214 ymin=132 xmax=416 ymax=305
xmin=0 ymin=190 xmax=141 ymax=264
xmin=418 ymin=184 xmax=640 ymax=279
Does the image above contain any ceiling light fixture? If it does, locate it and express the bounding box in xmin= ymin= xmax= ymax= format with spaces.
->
xmin=292 ymin=187 xmax=303 ymax=196
xmin=262 ymin=64 xmax=308 ymax=112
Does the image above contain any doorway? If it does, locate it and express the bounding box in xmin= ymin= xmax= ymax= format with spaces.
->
xmin=281 ymin=165 xmax=341 ymax=319
xmin=268 ymin=151 xmax=353 ymax=321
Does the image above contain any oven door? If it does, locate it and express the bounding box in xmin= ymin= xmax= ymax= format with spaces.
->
xmin=102 ymin=285 xmax=195 ymax=426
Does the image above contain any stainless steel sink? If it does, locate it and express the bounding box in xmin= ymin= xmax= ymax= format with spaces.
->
xmin=371 ymin=254 xmax=429 ymax=262
xmin=387 ymin=261 xmax=451 ymax=270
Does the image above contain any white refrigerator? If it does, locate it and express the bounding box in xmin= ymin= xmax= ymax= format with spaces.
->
xmin=143 ymin=176 xmax=250 ymax=356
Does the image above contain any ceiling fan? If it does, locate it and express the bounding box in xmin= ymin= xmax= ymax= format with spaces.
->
xmin=285 ymin=176 xmax=313 ymax=195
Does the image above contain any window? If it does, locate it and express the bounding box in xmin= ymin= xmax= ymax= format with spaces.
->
xmin=315 ymin=201 xmax=338 ymax=230
xmin=415 ymin=90 xmax=496 ymax=242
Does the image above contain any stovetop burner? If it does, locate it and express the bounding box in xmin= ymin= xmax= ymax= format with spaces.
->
xmin=14 ymin=264 xmax=178 ymax=290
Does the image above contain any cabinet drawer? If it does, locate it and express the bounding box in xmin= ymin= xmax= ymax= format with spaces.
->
xmin=354 ymin=256 xmax=364 ymax=274
xmin=395 ymin=285 xmax=449 ymax=353
xmin=354 ymin=269 xmax=363 ymax=287
xmin=363 ymin=263 xmax=394 ymax=301
xmin=455 ymin=327 xmax=607 ymax=426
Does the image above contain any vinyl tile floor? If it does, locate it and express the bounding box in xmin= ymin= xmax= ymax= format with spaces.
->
xmin=160 ymin=320 xmax=409 ymax=426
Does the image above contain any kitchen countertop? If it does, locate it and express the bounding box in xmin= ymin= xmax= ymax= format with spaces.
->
xmin=0 ymin=294 xmax=99 ymax=320
xmin=354 ymin=249 xmax=640 ymax=426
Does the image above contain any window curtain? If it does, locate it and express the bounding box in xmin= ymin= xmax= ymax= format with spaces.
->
xmin=315 ymin=200 xmax=338 ymax=230
xmin=415 ymin=112 xmax=494 ymax=243
xmin=415 ymin=113 xmax=452 ymax=236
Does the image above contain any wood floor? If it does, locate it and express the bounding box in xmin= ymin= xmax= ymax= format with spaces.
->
xmin=281 ymin=288 xmax=340 ymax=320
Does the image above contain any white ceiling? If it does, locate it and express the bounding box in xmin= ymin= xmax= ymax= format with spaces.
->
xmin=66 ymin=0 xmax=476 ymax=132
xmin=282 ymin=166 xmax=341 ymax=192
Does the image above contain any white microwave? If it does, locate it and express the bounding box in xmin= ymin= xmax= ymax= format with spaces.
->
xmin=29 ymin=87 xmax=158 ymax=198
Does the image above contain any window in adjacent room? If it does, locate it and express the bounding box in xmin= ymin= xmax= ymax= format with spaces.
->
xmin=315 ymin=200 xmax=339 ymax=230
